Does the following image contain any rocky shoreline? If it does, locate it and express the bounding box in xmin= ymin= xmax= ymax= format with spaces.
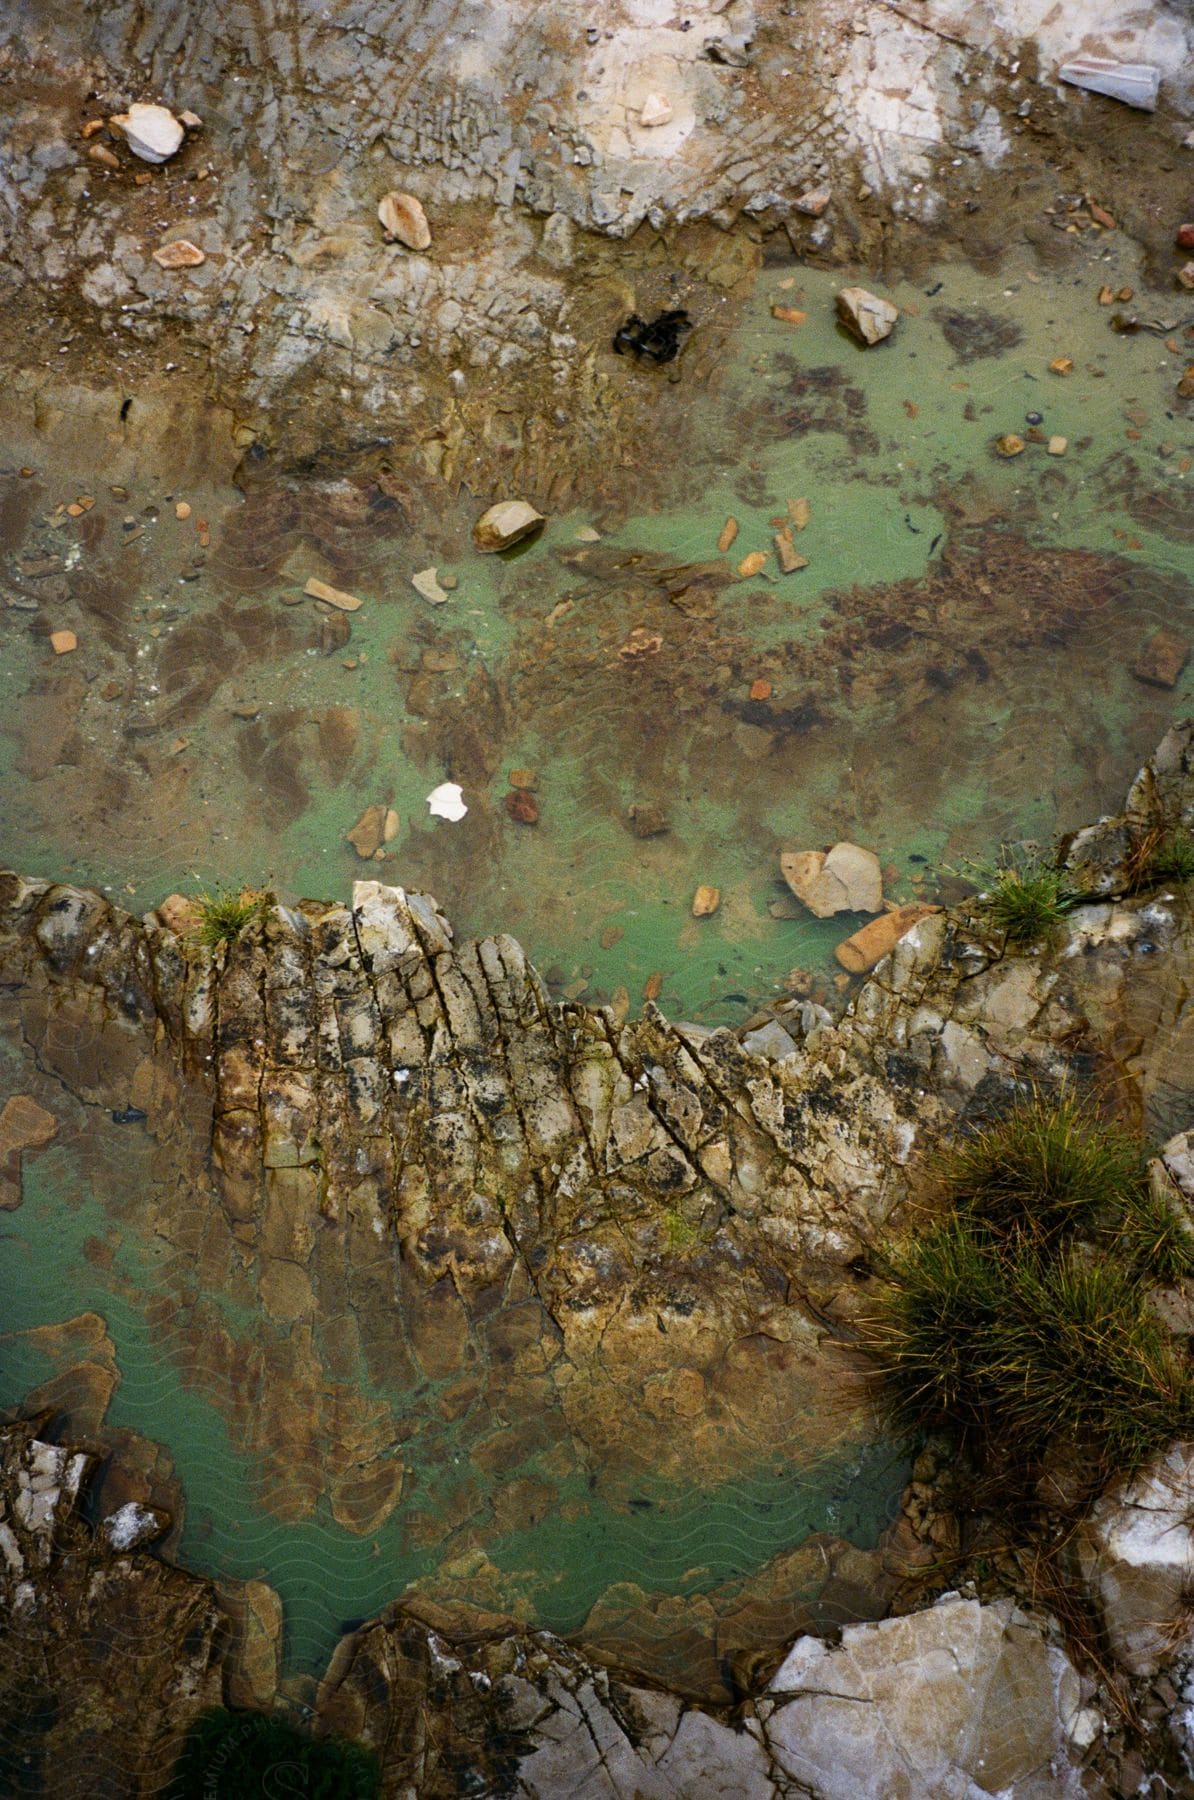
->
xmin=0 ymin=722 xmax=1191 ymax=1794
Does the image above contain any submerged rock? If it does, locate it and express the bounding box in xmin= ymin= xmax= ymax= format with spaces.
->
xmin=426 ymin=781 xmax=467 ymax=820
xmin=639 ymin=92 xmax=673 ymax=127
xmin=1132 ymin=627 xmax=1190 ymax=689
xmin=781 ymin=843 xmax=882 ymax=917
xmin=472 ymin=499 xmax=544 ymax=552
xmin=835 ymin=286 xmax=898 ymax=346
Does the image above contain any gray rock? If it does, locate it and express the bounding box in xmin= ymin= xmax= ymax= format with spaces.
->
xmin=742 ymin=1019 xmax=800 ymax=1061
xmin=1076 ymin=1442 xmax=1194 ymax=1675
xmin=540 ymin=210 xmax=576 ymax=268
xmin=761 ymin=1594 xmax=1100 ymax=1799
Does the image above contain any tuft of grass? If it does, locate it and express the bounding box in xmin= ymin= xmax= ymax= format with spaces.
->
xmin=976 ymin=860 xmax=1079 ymax=945
xmin=1114 ymin=1187 xmax=1194 ymax=1285
xmin=1147 ymin=827 xmax=1194 ymax=886
xmin=938 ymin=1095 xmax=1146 ymax=1245
xmin=862 ymin=1094 xmax=1194 ymax=1507
xmin=860 ymin=1217 xmax=1012 ymax=1445
xmin=168 ymin=1707 xmax=379 ymax=1799
xmin=991 ymin=1249 xmax=1194 ymax=1469
xmin=864 ymin=1228 xmax=1194 ymax=1485
xmin=190 ymin=886 xmax=266 ymax=951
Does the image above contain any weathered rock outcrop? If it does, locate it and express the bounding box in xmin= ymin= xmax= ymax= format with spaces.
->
xmin=312 ymin=1590 xmax=1106 ymax=1799
xmin=0 ymin=1416 xmax=225 ymax=1797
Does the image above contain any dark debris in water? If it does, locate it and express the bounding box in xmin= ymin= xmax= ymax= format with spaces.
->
xmin=612 ymin=310 xmax=692 ymax=364
xmin=932 ymin=306 xmax=1024 ymax=362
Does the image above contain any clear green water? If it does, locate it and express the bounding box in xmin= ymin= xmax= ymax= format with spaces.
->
xmin=1 ymin=248 xmax=1190 ymax=1681
xmin=0 ymin=1136 xmax=904 ymax=1674
xmin=2 ymin=254 xmax=1190 ymax=1022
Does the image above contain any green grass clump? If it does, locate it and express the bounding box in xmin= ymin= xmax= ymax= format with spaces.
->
xmin=862 ymin=1095 xmax=1194 ymax=1502
xmin=169 ymin=1708 xmax=379 ymax=1799
xmin=976 ymin=861 xmax=1079 ymax=945
xmin=1146 ymin=827 xmax=1194 ymax=885
xmin=938 ymin=1095 xmax=1146 ymax=1245
xmin=191 ymin=887 xmax=266 ymax=950
xmin=1113 ymin=1188 xmax=1194 ymax=1284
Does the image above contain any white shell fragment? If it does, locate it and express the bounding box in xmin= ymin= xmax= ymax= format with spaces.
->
xmin=109 ymin=102 xmax=185 ymax=163
xmin=378 ymin=192 xmax=432 ymax=250
xmin=1057 ymin=57 xmax=1160 ymax=112
xmin=426 ymin=782 xmax=467 ymax=822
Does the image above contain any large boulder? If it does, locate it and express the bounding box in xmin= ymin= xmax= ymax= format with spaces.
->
xmin=758 ymin=1593 xmax=1103 ymax=1799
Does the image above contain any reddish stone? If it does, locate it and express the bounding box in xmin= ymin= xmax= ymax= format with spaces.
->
xmin=1176 ymin=223 xmax=1194 ymax=250
xmin=504 ymin=788 xmax=539 ymax=825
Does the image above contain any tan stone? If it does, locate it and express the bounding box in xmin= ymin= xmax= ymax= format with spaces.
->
xmin=50 ymin=629 xmax=77 ymax=654
xmin=835 ymin=903 xmax=939 ymax=973
xmin=774 ymin=528 xmax=808 ymax=573
xmin=835 ymin=286 xmax=898 ymax=345
xmin=347 ymin=803 xmax=388 ymax=859
xmin=377 ymin=191 xmax=432 ymax=250
xmin=473 ymin=500 xmax=544 ymax=552
xmin=691 ymin=885 xmax=720 ymax=917
xmin=995 ymin=433 xmax=1025 ymax=457
xmin=781 ymin=843 xmax=882 ymax=917
xmin=152 ymin=240 xmax=205 ymax=269
xmin=737 ymin=550 xmax=767 ymax=577
xmin=154 ymin=893 xmax=202 ymax=937
xmin=1132 ymin=628 xmax=1190 ymax=689
xmin=304 ymin=576 xmax=362 ymax=611
xmin=716 ymin=517 xmax=738 ymax=552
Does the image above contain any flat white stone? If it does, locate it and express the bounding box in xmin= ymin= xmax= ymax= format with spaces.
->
xmin=427 ymin=782 xmax=467 ymax=822
xmin=110 ymin=102 xmax=185 ymax=163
